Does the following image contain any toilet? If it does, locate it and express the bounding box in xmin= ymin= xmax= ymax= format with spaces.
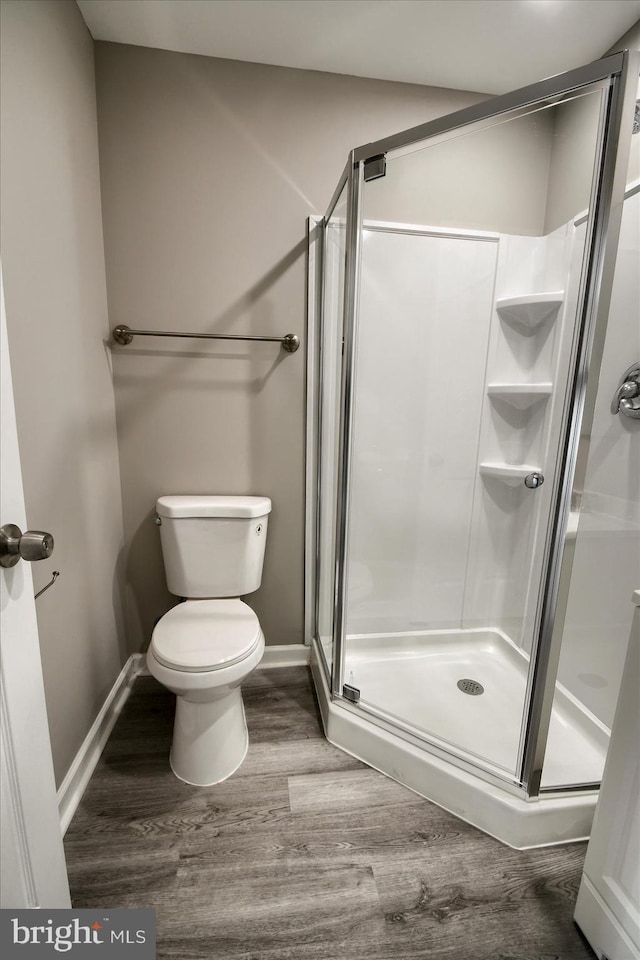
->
xmin=147 ymin=495 xmax=271 ymax=786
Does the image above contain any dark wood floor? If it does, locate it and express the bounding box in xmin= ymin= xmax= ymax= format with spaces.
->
xmin=64 ymin=667 xmax=595 ymax=959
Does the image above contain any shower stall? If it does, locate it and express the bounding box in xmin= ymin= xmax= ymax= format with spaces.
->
xmin=306 ymin=52 xmax=639 ymax=847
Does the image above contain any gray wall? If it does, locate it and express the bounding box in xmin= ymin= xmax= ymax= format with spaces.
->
xmin=362 ymin=110 xmax=554 ymax=235
xmin=544 ymin=22 xmax=640 ymax=233
xmin=615 ymin=21 xmax=640 ymax=186
xmin=544 ymin=91 xmax=605 ymax=234
xmin=94 ymin=42 xmax=490 ymax=651
xmin=0 ymin=0 xmax=126 ymax=786
xmin=604 ymin=18 xmax=640 ymax=54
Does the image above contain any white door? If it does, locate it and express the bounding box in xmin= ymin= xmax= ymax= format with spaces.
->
xmin=0 ymin=267 xmax=70 ymax=907
xmin=574 ymin=596 xmax=640 ymax=960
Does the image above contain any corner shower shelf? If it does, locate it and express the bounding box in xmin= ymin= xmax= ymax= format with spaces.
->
xmin=487 ymin=382 xmax=553 ymax=410
xmin=479 ymin=462 xmax=542 ymax=486
xmin=496 ymin=292 xmax=564 ymax=330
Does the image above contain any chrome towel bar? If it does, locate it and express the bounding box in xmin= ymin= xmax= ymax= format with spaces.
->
xmin=111 ymin=324 xmax=300 ymax=353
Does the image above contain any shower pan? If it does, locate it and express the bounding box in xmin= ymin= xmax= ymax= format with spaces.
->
xmin=306 ymin=51 xmax=640 ymax=848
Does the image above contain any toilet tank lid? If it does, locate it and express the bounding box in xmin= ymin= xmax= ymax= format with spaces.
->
xmin=156 ymin=495 xmax=272 ymax=519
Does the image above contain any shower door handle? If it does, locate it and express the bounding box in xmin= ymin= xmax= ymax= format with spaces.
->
xmin=611 ymin=362 xmax=640 ymax=419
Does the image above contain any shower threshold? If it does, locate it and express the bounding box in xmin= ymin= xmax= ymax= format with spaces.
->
xmin=312 ymin=629 xmax=608 ymax=849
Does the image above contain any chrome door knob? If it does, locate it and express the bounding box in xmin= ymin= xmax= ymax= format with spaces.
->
xmin=524 ymin=472 xmax=544 ymax=489
xmin=0 ymin=523 xmax=54 ymax=568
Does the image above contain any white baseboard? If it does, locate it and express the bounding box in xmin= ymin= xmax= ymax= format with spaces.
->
xmin=259 ymin=644 xmax=310 ymax=668
xmin=138 ymin=646 xmax=310 ymax=672
xmin=57 ymin=654 xmax=144 ymax=835
xmin=137 ymin=653 xmax=151 ymax=676
xmin=136 ymin=648 xmax=312 ymax=673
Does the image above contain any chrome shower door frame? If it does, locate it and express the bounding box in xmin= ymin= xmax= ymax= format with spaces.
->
xmin=331 ymin=149 xmax=363 ymax=698
xmin=321 ymin=50 xmax=639 ymax=800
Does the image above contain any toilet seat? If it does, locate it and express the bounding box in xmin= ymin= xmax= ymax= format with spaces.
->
xmin=151 ymin=599 xmax=261 ymax=673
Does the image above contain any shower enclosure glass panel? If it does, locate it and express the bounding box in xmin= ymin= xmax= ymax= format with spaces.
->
xmin=342 ymin=85 xmax=610 ymax=780
xmin=315 ymin=181 xmax=348 ymax=676
xmin=542 ymin=183 xmax=640 ymax=790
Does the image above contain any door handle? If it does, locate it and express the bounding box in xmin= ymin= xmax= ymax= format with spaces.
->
xmin=0 ymin=523 xmax=54 ymax=568
xmin=611 ymin=362 xmax=640 ymax=419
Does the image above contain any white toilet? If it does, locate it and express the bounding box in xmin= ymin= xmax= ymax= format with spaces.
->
xmin=147 ymin=495 xmax=271 ymax=786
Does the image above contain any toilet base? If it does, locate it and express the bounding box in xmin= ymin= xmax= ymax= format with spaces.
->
xmin=170 ymin=687 xmax=249 ymax=786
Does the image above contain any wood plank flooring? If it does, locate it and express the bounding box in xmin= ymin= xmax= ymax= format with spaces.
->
xmin=64 ymin=667 xmax=595 ymax=959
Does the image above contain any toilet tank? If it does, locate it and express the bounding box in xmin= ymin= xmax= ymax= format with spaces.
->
xmin=156 ymin=495 xmax=271 ymax=598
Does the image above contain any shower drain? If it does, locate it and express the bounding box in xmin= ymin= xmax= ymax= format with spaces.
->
xmin=457 ymin=678 xmax=484 ymax=696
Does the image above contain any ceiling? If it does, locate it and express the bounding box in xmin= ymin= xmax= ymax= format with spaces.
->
xmin=77 ymin=0 xmax=639 ymax=95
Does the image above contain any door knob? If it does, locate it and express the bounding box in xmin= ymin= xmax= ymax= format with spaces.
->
xmin=0 ymin=523 xmax=54 ymax=568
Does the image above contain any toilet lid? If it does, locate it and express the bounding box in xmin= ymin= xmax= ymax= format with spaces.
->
xmin=151 ymin=599 xmax=262 ymax=672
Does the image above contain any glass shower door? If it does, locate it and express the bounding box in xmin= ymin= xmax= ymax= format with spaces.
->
xmin=315 ymin=179 xmax=348 ymax=677
xmin=332 ymin=60 xmax=636 ymax=786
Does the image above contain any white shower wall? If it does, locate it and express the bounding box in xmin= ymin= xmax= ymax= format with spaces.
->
xmin=347 ymin=226 xmax=498 ymax=633
xmin=347 ymin=218 xmax=581 ymax=655
xmin=463 ymin=221 xmax=578 ymax=648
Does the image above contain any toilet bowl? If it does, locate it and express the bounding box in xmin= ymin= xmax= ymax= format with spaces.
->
xmin=148 ymin=598 xmax=265 ymax=785
xmin=148 ymin=495 xmax=271 ymax=786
